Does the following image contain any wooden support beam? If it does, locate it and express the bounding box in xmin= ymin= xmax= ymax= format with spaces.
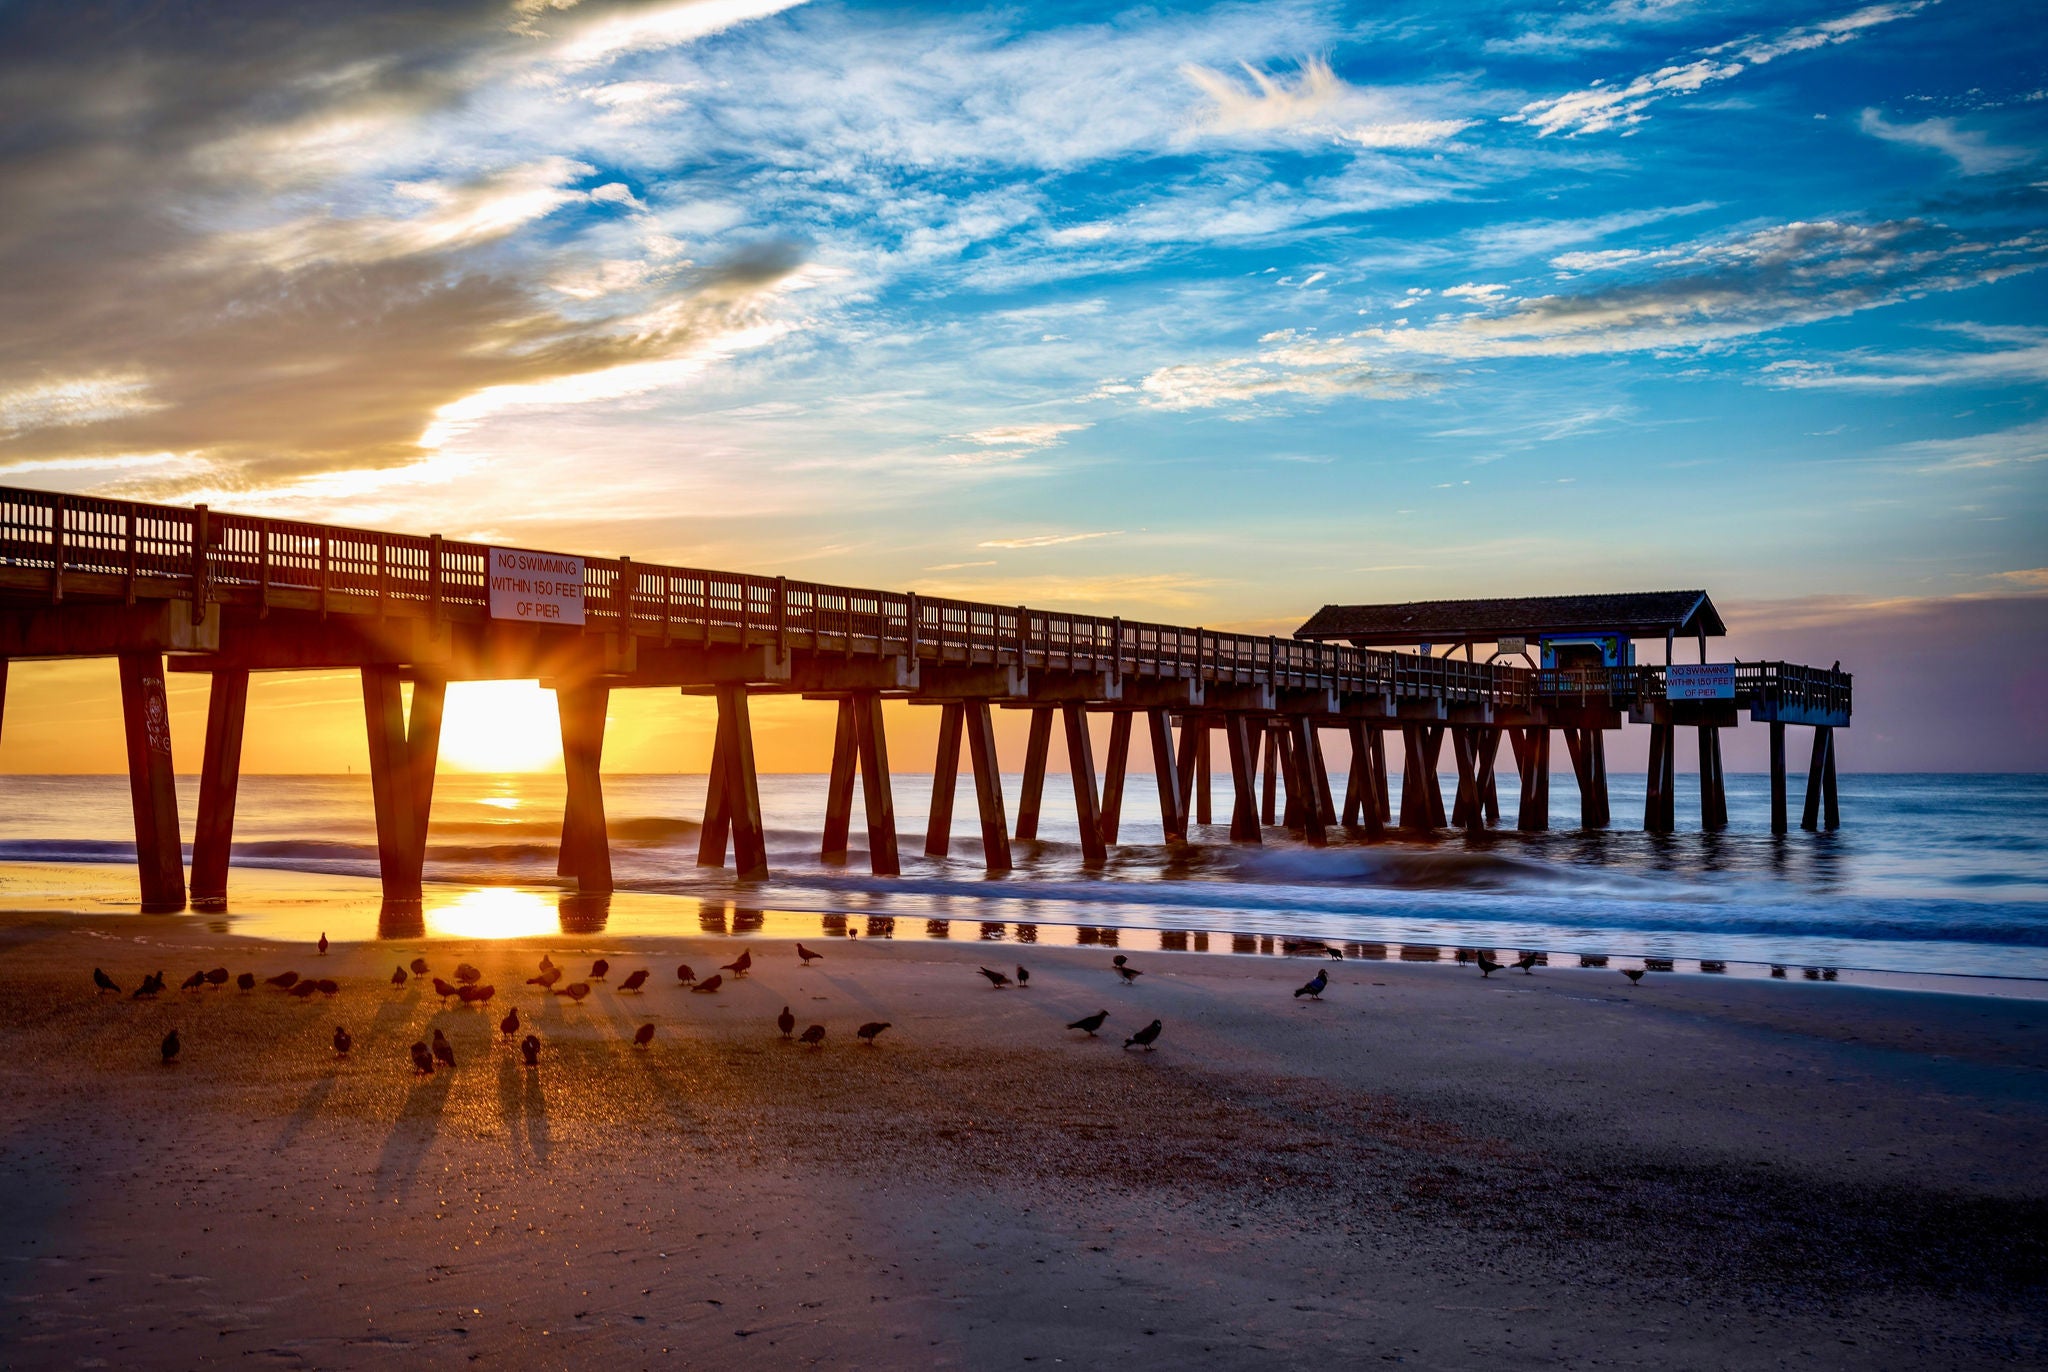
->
xmin=1644 ymin=723 xmax=1675 ymax=833
xmin=1368 ymin=725 xmax=1390 ymax=825
xmin=1063 ymin=703 xmax=1107 ymax=865
xmin=699 ymin=721 xmax=732 ymax=867
xmin=1148 ymin=708 xmax=1185 ymax=842
xmin=1698 ymin=726 xmax=1727 ymax=832
xmin=1398 ymin=725 xmax=1435 ymax=831
xmin=118 ymin=652 xmax=185 ymax=913
xmin=360 ymin=664 xmax=419 ymax=901
xmin=1422 ymin=726 xmax=1448 ymax=828
xmin=407 ymin=678 xmax=445 ymax=876
xmin=1450 ymin=727 xmax=1482 ymax=835
xmin=1308 ymin=723 xmax=1336 ymax=827
xmin=821 ymin=698 xmax=856 ymax=862
xmin=1174 ymin=715 xmax=1201 ymax=831
xmin=1769 ymin=721 xmax=1788 ymax=835
xmin=1589 ymin=729 xmax=1610 ymax=827
xmin=1224 ymin=713 xmax=1262 ymax=843
xmin=1802 ymin=725 xmax=1840 ymax=832
xmin=962 ymin=700 xmax=1012 ymax=872
xmin=1195 ymin=725 xmax=1213 ymax=825
xmin=1260 ymin=723 xmax=1280 ymax=825
xmin=190 ymin=669 xmax=249 ymax=907
xmin=1515 ymin=727 xmax=1552 ymax=832
xmin=1275 ymin=719 xmax=1305 ymax=833
xmin=1343 ymin=722 xmax=1384 ymax=837
xmin=557 ymin=682 xmax=613 ymax=893
xmin=1015 ymin=706 xmax=1053 ymax=841
xmin=851 ymin=691 xmax=898 ymax=875
xmin=1099 ymin=710 xmax=1132 ymax=846
xmin=0 ymin=659 xmax=8 ymax=753
xmin=1477 ymin=728 xmax=1502 ymax=827
xmin=1823 ymin=726 xmax=1840 ymax=831
xmin=925 ymin=701 xmax=964 ymax=858
xmin=1291 ymin=715 xmax=1327 ymax=845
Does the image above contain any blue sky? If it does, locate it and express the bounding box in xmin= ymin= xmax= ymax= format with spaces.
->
xmin=0 ymin=0 xmax=2044 ymax=764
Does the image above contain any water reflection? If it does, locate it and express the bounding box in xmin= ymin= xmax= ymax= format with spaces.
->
xmin=926 ymin=919 xmax=951 ymax=939
xmin=866 ymin=915 xmax=895 ymax=939
xmin=733 ymin=906 xmax=765 ymax=934
xmin=411 ymin=888 xmax=556 ymax=940
xmin=979 ymin=922 xmax=1005 ymax=941
xmin=558 ymin=891 xmax=611 ymax=935
xmin=378 ymin=898 xmax=426 ymax=940
xmin=1015 ymin=923 xmax=1038 ymax=943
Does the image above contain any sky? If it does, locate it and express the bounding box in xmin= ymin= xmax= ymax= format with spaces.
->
xmin=1 ymin=0 xmax=2044 ymax=773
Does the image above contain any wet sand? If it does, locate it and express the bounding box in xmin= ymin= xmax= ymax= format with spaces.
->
xmin=0 ymin=911 xmax=2042 ymax=1369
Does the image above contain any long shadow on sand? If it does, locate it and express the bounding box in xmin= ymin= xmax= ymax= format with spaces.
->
xmin=375 ymin=1069 xmax=453 ymax=1202
xmin=495 ymin=1049 xmax=550 ymax=1166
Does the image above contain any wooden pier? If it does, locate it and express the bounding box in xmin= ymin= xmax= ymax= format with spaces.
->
xmin=0 ymin=489 xmax=1852 ymax=912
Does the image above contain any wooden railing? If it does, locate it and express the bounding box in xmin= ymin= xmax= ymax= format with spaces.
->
xmin=0 ymin=486 xmax=1850 ymax=718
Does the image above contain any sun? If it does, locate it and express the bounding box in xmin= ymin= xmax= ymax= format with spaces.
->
xmin=433 ymin=680 xmax=567 ymax=773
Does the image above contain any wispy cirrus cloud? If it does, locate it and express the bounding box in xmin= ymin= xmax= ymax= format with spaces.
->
xmin=1104 ymin=330 xmax=1442 ymax=411
xmin=1859 ymin=109 xmax=2037 ymax=175
xmin=978 ymin=530 xmax=1124 ymax=549
xmin=1759 ymin=324 xmax=2048 ymax=390
xmin=1181 ymin=57 xmax=1470 ymax=149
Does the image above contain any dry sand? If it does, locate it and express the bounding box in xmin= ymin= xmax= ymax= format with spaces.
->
xmin=0 ymin=911 xmax=2042 ymax=1369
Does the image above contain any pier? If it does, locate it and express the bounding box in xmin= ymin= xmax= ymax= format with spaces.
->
xmin=0 ymin=487 xmax=1852 ymax=914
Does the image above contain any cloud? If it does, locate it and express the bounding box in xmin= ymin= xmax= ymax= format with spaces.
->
xmin=1760 ymin=325 xmax=2048 ymax=391
xmin=0 ymin=374 xmax=162 ymax=438
xmin=1859 ymin=109 xmax=2036 ymax=176
xmin=913 ymin=571 xmax=1219 ymax=610
xmin=1112 ymin=330 xmax=1442 ymax=410
xmin=1889 ymin=417 xmax=2048 ymax=473
xmin=1442 ymin=282 xmax=1510 ymax=302
xmin=1181 ymin=57 xmax=1469 ymax=149
xmin=542 ymin=0 xmax=810 ymax=67
xmin=1486 ymin=0 xmax=1701 ymax=56
xmin=1508 ymin=2 xmax=1930 ymax=136
xmin=978 ymin=530 xmax=1124 ymax=549
xmin=963 ymin=422 xmax=1089 ymax=449
xmin=1993 ymin=568 xmax=2048 ymax=589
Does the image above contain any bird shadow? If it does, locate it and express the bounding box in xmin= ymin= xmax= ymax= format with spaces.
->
xmin=272 ymin=1071 xmax=338 ymax=1154
xmin=374 ymin=1069 xmax=453 ymax=1202
xmin=495 ymin=1049 xmax=550 ymax=1167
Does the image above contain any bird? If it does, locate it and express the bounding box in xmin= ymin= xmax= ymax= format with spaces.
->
xmin=590 ymin=958 xmax=609 ymax=980
xmin=1067 ymin=1010 xmax=1110 ymax=1036
xmin=315 ymin=979 xmax=339 ymax=995
xmin=160 ymin=1029 xmax=180 ymax=1065
xmin=333 ymin=1025 xmax=352 ymax=1055
xmin=1475 ymin=953 xmax=1504 ymax=979
xmin=431 ymin=1029 xmax=456 ymax=1070
xmin=618 ymin=969 xmax=649 ymax=992
xmin=1124 ymin=1019 xmax=1163 ymax=1051
xmin=1294 ymin=969 xmax=1328 ymax=1000
xmin=410 ymin=1041 xmax=434 ymax=1075
xmin=93 ymin=968 xmax=120 ymax=994
xmin=458 ymin=983 xmax=495 ymax=1005
xmin=236 ymin=972 xmax=255 ymax=991
xmin=131 ymin=971 xmax=165 ymax=999
xmin=267 ymin=971 xmax=299 ymax=989
xmin=431 ymin=977 xmax=459 ymax=998
xmin=520 ymin=1034 xmax=540 ymax=1067
xmin=1513 ymin=951 xmax=1540 ymax=975
xmin=691 ymin=974 xmax=723 ymax=995
xmin=318 ymin=932 xmax=329 ymax=955
xmin=776 ymin=1006 xmax=795 ymax=1039
xmin=633 ymin=1023 xmax=655 ymax=1048
xmin=409 ymin=957 xmax=430 ymax=976
xmin=205 ymin=967 xmax=229 ymax=987
xmin=557 ymin=982 xmax=591 ymax=1002
xmin=391 ymin=966 xmax=408 ymax=986
xmin=1325 ymin=946 xmax=1345 ymax=961
xmin=289 ymin=980 xmax=319 ymax=998
xmin=455 ymin=963 xmax=481 ymax=985
xmin=799 ymin=1024 xmax=825 ymax=1046
xmin=1015 ymin=966 xmax=1030 ymax=988
xmin=1622 ymin=968 xmax=1645 ymax=985
xmin=675 ymin=963 xmax=697 ymax=986
xmin=857 ymin=1021 xmax=891 ymax=1044
xmin=539 ymin=953 xmax=556 ymax=973
xmin=978 ymin=966 xmax=1011 ymax=988
xmin=1113 ymin=955 xmax=1128 ymax=967
xmin=526 ymin=967 xmax=562 ymax=990
xmin=1115 ymin=965 xmax=1143 ymax=985
xmin=721 ymin=950 xmax=752 ymax=978
xmin=796 ymin=943 xmax=824 ymax=964
xmin=181 ymin=970 xmax=207 ymax=991
xmin=500 ymin=1006 xmax=520 ymax=1038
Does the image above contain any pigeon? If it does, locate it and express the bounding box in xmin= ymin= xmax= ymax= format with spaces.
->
xmin=1294 ymin=969 xmax=1328 ymax=1000
xmin=618 ymin=969 xmax=649 ymax=992
xmin=289 ymin=980 xmax=319 ymax=999
xmin=1622 ymin=968 xmax=1645 ymax=985
xmin=557 ymin=982 xmax=591 ymax=1003
xmin=318 ymin=932 xmax=329 ymax=955
xmin=1123 ymin=1019 xmax=1162 ymax=1051
xmin=633 ymin=1023 xmax=655 ymax=1048
xmin=539 ymin=954 xmax=556 ymax=973
xmin=181 ymin=970 xmax=207 ymax=991
xmin=526 ymin=967 xmax=562 ymax=990
xmin=674 ymin=963 xmax=697 ymax=986
xmin=1015 ymin=966 xmax=1030 ymax=988
xmin=160 ymin=1029 xmax=180 ymax=1065
xmin=1513 ymin=951 xmax=1540 ymax=975
xmin=1475 ymin=953 xmax=1504 ymax=979
xmin=1114 ymin=965 xmax=1143 ymax=985
xmin=458 ymin=983 xmax=495 ymax=1005
xmin=132 ymin=971 xmax=165 ymax=999
xmin=410 ymin=1041 xmax=435 ymax=1075
xmin=777 ymin=1006 xmax=795 ymax=1039
xmin=691 ymin=974 xmax=723 ymax=995
xmin=431 ymin=1029 xmax=456 ymax=1070
xmin=432 ymin=977 xmax=459 ymax=999
xmin=205 ymin=967 xmax=229 ymax=988
xmin=1113 ymin=955 xmax=1128 ymax=967
xmin=1325 ymin=947 xmax=1345 ymax=960
xmin=978 ymin=966 xmax=1011 ymax=988
xmin=236 ymin=972 xmax=255 ymax=991
xmin=267 ymin=971 xmax=299 ymax=989
xmin=721 ymin=950 xmax=752 ymax=978
xmin=455 ymin=963 xmax=481 ymax=985
xmin=798 ymin=1024 xmax=825 ymax=1046
xmin=93 ymin=968 xmax=120 ymax=994
xmin=409 ymin=957 xmax=430 ymax=976
xmin=1067 ymin=1010 xmax=1110 ymax=1036
xmin=796 ymin=943 xmax=824 ymax=964
xmin=333 ymin=1025 xmax=352 ymax=1055
xmin=857 ymin=1021 xmax=891 ymax=1044
xmin=315 ymin=979 xmax=339 ymax=995
xmin=497 ymin=1006 xmax=520 ymax=1037
xmin=590 ymin=959 xmax=609 ymax=981
xmin=391 ymin=966 xmax=408 ymax=986
xmin=520 ymin=1034 xmax=540 ymax=1067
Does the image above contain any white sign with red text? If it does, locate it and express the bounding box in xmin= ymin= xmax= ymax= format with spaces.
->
xmin=488 ymin=547 xmax=585 ymax=626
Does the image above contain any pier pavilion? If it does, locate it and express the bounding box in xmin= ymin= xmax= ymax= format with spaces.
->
xmin=0 ymin=489 xmax=1851 ymax=918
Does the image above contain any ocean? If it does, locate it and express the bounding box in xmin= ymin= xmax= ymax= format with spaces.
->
xmin=0 ymin=771 xmax=2042 ymax=981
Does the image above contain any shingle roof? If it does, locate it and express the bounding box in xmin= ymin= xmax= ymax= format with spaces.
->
xmin=1294 ymin=591 xmax=1723 ymax=645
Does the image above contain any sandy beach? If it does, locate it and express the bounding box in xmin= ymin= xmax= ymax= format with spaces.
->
xmin=0 ymin=911 xmax=2042 ymax=1370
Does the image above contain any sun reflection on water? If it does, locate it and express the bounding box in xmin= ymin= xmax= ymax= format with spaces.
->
xmin=427 ymin=887 xmax=557 ymax=940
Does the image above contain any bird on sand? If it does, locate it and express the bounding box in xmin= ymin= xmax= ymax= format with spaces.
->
xmin=93 ymin=968 xmax=120 ymax=994
xmin=590 ymin=959 xmax=609 ymax=980
xmin=267 ymin=970 xmax=299 ymax=990
xmin=132 ymin=971 xmax=165 ymax=999
xmin=1124 ymin=1019 xmax=1163 ymax=1051
xmin=409 ymin=957 xmax=430 ymax=977
xmin=1113 ymin=955 xmax=1128 ymax=967
xmin=206 ymin=967 xmax=229 ymax=988
xmin=391 ymin=966 xmax=408 ymax=986
xmin=618 ymin=969 xmax=649 ymax=992
xmin=857 ymin=1021 xmax=891 ymax=1045
xmin=978 ymin=966 xmax=1011 ymax=988
xmin=1513 ymin=951 xmax=1540 ymax=975
xmin=1015 ymin=966 xmax=1030 ymax=988
xmin=455 ymin=963 xmax=481 ymax=985
xmin=798 ymin=1024 xmax=825 ymax=1046
xmin=1294 ymin=969 xmax=1328 ymax=1000
xmin=1114 ymin=965 xmax=1143 ymax=985
xmin=539 ymin=953 xmax=556 ymax=973
xmin=526 ymin=966 xmax=563 ymax=989
xmin=777 ymin=1006 xmax=795 ymax=1039
xmin=520 ymin=1034 xmax=540 ymax=1067
xmin=721 ymin=950 xmax=752 ymax=978
xmin=633 ymin=1023 xmax=656 ymax=1048
xmin=432 ymin=977 xmax=459 ymax=998
xmin=458 ymin=984 xmax=495 ymax=1005
xmin=431 ymin=1029 xmax=456 ymax=1070
xmin=557 ymin=982 xmax=591 ymax=1002
xmin=181 ymin=970 xmax=207 ymax=991
xmin=1067 ymin=1010 xmax=1110 ymax=1036
xmin=1475 ymin=953 xmax=1504 ymax=979
xmin=318 ymin=932 xmax=329 ymax=955
xmin=333 ymin=1026 xmax=352 ymax=1055
xmin=236 ymin=972 xmax=255 ymax=991
xmin=1621 ymin=968 xmax=1645 ymax=986
xmin=501 ymin=1006 xmax=520 ymax=1038
xmin=796 ymin=943 xmax=824 ymax=964
xmin=675 ymin=963 xmax=697 ymax=986
xmin=691 ymin=974 xmax=723 ymax=995
xmin=161 ymin=1029 xmax=180 ymax=1065
xmin=316 ymin=978 xmax=339 ymax=995
xmin=289 ymin=980 xmax=319 ymax=999
xmin=410 ymin=1041 xmax=435 ymax=1075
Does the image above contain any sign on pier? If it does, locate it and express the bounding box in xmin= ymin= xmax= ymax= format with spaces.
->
xmin=488 ymin=547 xmax=585 ymax=625
xmin=1667 ymin=663 xmax=1735 ymax=700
